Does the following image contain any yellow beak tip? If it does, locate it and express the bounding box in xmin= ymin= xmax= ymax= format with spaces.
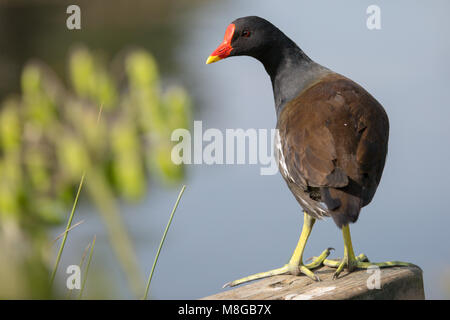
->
xmin=206 ymin=56 xmax=221 ymax=65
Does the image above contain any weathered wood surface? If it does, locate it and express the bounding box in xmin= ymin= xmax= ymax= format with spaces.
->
xmin=202 ymin=266 xmax=424 ymax=300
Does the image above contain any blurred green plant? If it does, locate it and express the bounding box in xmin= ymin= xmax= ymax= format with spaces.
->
xmin=0 ymin=46 xmax=191 ymax=298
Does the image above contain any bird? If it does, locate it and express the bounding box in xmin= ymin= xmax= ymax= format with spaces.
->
xmin=206 ymin=16 xmax=414 ymax=287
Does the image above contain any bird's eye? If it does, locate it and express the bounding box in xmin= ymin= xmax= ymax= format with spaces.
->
xmin=241 ymin=30 xmax=251 ymax=38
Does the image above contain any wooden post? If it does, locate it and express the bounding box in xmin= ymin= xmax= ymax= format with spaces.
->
xmin=202 ymin=266 xmax=424 ymax=300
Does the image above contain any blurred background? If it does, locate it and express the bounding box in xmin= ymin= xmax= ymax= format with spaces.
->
xmin=0 ymin=0 xmax=449 ymax=299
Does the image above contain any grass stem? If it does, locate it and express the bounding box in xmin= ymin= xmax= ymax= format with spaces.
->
xmin=142 ymin=185 xmax=186 ymax=300
xmin=50 ymin=103 xmax=103 ymax=288
xmin=66 ymin=240 xmax=91 ymax=299
xmin=78 ymin=235 xmax=96 ymax=299
xmin=50 ymin=173 xmax=85 ymax=287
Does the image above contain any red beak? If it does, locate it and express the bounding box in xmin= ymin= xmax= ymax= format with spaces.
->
xmin=206 ymin=24 xmax=236 ymax=64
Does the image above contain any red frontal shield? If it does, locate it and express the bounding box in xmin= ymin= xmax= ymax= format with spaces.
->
xmin=206 ymin=23 xmax=236 ymax=64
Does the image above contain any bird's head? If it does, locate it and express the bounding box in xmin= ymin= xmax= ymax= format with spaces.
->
xmin=206 ymin=16 xmax=285 ymax=65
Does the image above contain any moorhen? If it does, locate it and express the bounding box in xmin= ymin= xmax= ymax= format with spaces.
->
xmin=206 ymin=16 xmax=413 ymax=286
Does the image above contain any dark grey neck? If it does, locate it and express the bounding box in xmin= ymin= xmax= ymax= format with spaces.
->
xmin=257 ymin=41 xmax=330 ymax=117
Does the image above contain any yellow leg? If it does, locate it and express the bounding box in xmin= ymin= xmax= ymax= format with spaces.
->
xmin=223 ymin=212 xmax=333 ymax=288
xmin=325 ymin=224 xmax=417 ymax=279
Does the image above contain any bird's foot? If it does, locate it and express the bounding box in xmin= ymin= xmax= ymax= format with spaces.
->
xmin=223 ymin=247 xmax=333 ymax=288
xmin=323 ymin=253 xmax=417 ymax=279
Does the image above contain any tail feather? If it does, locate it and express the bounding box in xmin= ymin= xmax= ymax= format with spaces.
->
xmin=321 ymin=184 xmax=362 ymax=228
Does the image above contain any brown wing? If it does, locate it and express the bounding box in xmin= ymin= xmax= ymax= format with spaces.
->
xmin=277 ymin=73 xmax=389 ymax=227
